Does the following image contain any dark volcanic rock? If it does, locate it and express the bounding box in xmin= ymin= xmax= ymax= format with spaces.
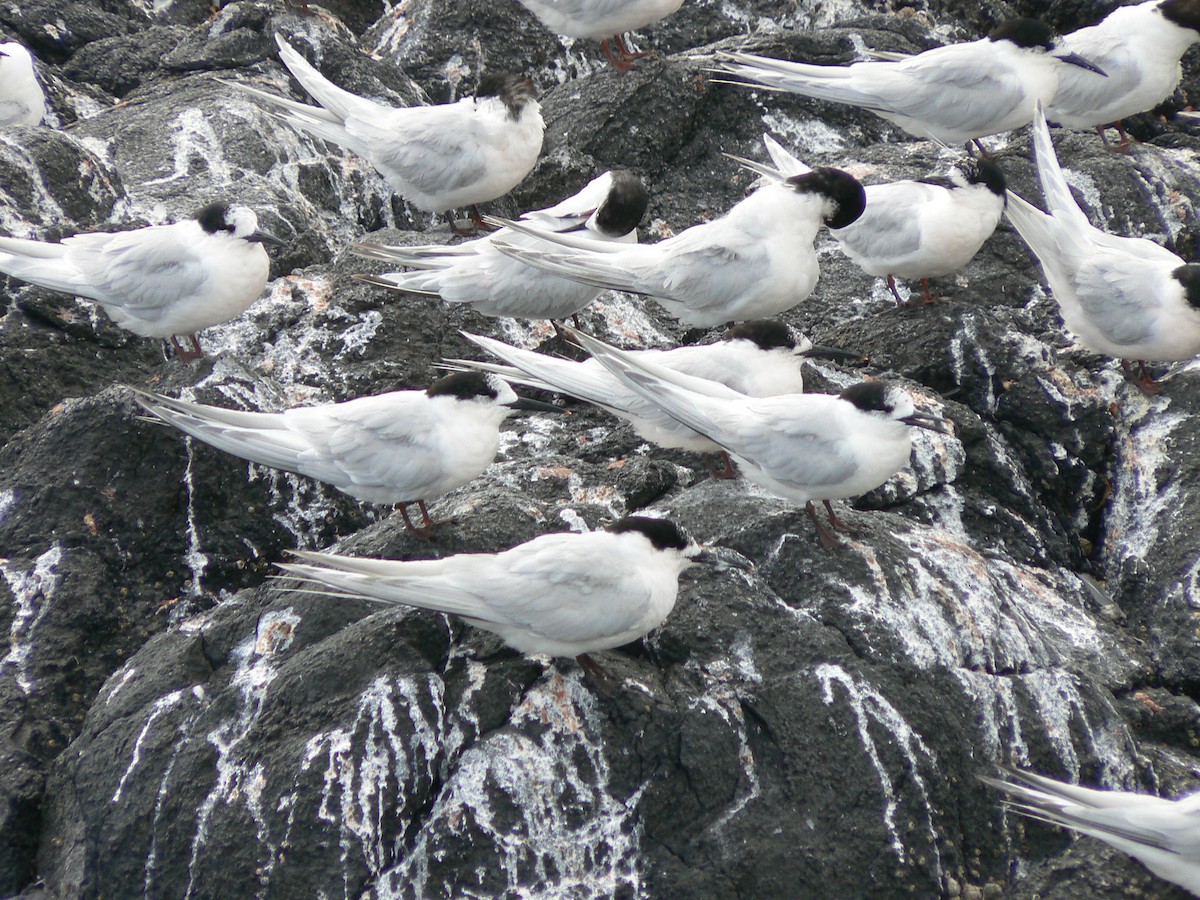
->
xmin=2 ymin=0 xmax=1200 ymax=898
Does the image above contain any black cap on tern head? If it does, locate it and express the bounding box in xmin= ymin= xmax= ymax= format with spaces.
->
xmin=1173 ymin=264 xmax=1200 ymax=309
xmin=607 ymin=515 xmax=691 ymax=551
xmin=1161 ymin=0 xmax=1200 ymax=33
xmin=966 ymin=157 xmax=1007 ymax=196
xmin=426 ymin=371 xmax=501 ymax=401
xmin=988 ymin=18 xmax=1057 ymax=50
xmin=595 ymin=171 xmax=650 ymax=238
xmin=195 ymin=201 xmax=235 ymax=235
xmin=475 ymin=72 xmax=537 ymax=118
xmin=722 ymin=320 xmax=796 ymax=351
xmin=839 ymin=380 xmax=895 ymax=413
xmin=786 ymin=168 xmax=867 ymax=229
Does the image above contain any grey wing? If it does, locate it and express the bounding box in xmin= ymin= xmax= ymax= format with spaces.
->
xmin=285 ymin=393 xmax=449 ymax=495
xmin=858 ymin=51 xmax=1023 ymax=136
xmin=347 ymin=104 xmax=488 ymax=194
xmin=467 ymin=534 xmax=652 ymax=641
xmin=63 ymin=228 xmax=209 ymax=317
xmin=735 ymin=403 xmax=858 ymax=487
xmin=650 ymin=225 xmax=762 ymax=310
xmin=1071 ymin=251 xmax=1164 ymax=346
xmin=836 ymin=186 xmax=929 ymax=261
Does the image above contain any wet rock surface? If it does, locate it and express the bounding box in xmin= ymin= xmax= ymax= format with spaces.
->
xmin=2 ymin=0 xmax=1200 ymax=897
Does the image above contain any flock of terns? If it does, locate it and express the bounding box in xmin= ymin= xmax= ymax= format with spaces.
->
xmin=3 ymin=0 xmax=1200 ymax=892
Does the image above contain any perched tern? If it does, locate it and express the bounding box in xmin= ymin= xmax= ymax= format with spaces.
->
xmin=352 ymin=170 xmax=649 ymax=320
xmin=514 ymin=0 xmax=685 ymax=71
xmin=235 ymin=36 xmax=544 ymax=232
xmin=276 ymin=516 xmax=745 ymax=675
xmin=1047 ymin=0 xmax=1200 ymax=150
xmin=452 ymin=321 xmax=859 ymax=474
xmin=833 ymin=158 xmax=1007 ymax=304
xmin=982 ymin=766 xmax=1200 ymax=895
xmin=487 ymin=167 xmax=865 ymax=327
xmin=729 ymin=133 xmax=1006 ymax=304
xmin=565 ymin=328 xmax=950 ymax=548
xmin=1004 ymin=104 xmax=1200 ymax=388
xmin=712 ymin=18 xmax=1107 ymax=151
xmin=131 ymin=372 xmax=561 ymax=533
xmin=0 ymin=202 xmax=282 ymax=359
xmin=0 ymin=42 xmax=45 ymax=127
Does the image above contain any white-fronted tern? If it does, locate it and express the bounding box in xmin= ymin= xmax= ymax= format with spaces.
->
xmin=1047 ymin=0 xmax=1200 ymax=150
xmin=566 ymin=327 xmax=950 ymax=548
xmin=515 ymin=0 xmax=685 ymax=71
xmin=0 ymin=42 xmax=46 ymax=127
xmin=487 ymin=166 xmax=865 ymax=327
xmin=131 ymin=372 xmax=561 ymax=532
xmin=712 ymin=18 xmax=1107 ymax=151
xmin=234 ymin=36 xmax=544 ymax=232
xmin=0 ymin=202 xmax=282 ymax=359
xmin=1004 ymin=103 xmax=1200 ymax=388
xmin=277 ymin=515 xmax=744 ymax=666
xmin=352 ymin=170 xmax=648 ymax=320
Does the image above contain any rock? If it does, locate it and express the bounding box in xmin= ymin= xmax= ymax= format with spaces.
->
xmin=2 ymin=0 xmax=1200 ymax=897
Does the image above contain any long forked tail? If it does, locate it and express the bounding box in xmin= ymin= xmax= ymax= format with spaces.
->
xmin=0 ymin=235 xmax=85 ymax=297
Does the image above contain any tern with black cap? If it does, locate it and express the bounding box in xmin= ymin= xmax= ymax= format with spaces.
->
xmin=277 ymin=515 xmax=748 ymax=679
xmin=1047 ymin=0 xmax=1200 ymax=150
xmin=486 ymin=166 xmax=865 ymax=327
xmin=232 ymin=36 xmax=544 ymax=233
xmin=131 ymin=373 xmax=562 ymax=533
xmin=567 ymin=328 xmax=951 ymax=548
xmin=451 ymin=321 xmax=861 ymax=476
xmin=983 ymin=766 xmax=1200 ymax=895
xmin=0 ymin=202 xmax=282 ymax=359
xmin=1004 ymin=104 xmax=1200 ymax=389
xmin=514 ymin=0 xmax=685 ymax=72
xmin=729 ymin=133 xmax=1007 ymax=305
xmin=712 ymin=18 xmax=1107 ymax=153
xmin=352 ymin=170 xmax=649 ymax=321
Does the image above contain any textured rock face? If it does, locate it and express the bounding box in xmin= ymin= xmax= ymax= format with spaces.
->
xmin=3 ymin=0 xmax=1200 ymax=897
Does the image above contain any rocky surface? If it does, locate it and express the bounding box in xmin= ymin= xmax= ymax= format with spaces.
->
xmin=2 ymin=0 xmax=1200 ymax=897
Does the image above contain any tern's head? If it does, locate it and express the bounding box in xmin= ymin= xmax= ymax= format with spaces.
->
xmin=426 ymin=371 xmax=561 ymax=416
xmin=476 ymin=73 xmax=539 ymax=119
xmin=840 ymin=381 xmax=950 ymax=432
xmin=722 ymin=320 xmax=812 ymax=356
xmin=194 ymin=202 xmax=284 ymax=248
xmin=962 ymin=157 xmax=1007 ymax=198
xmin=606 ymin=516 xmax=749 ymax=571
xmin=1160 ymin=0 xmax=1200 ymax=34
xmin=785 ymin=168 xmax=866 ymax=229
xmin=593 ymin=171 xmax=649 ymax=238
xmin=1172 ymin=264 xmax=1200 ymax=308
xmin=989 ymin=18 xmax=1107 ymax=76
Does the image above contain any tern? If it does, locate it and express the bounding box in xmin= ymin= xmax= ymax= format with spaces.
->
xmin=451 ymin=320 xmax=859 ymax=475
xmin=235 ymin=36 xmax=544 ymax=232
xmin=1004 ymin=104 xmax=1200 ymax=388
xmin=983 ymin=766 xmax=1200 ymax=895
xmin=131 ymin=372 xmax=561 ymax=533
xmin=565 ymin=328 xmax=950 ymax=548
xmin=1047 ymin=0 xmax=1200 ymax=151
xmin=0 ymin=42 xmax=46 ymax=127
xmin=729 ymin=133 xmax=1006 ymax=304
xmin=276 ymin=516 xmax=745 ymax=678
xmin=712 ymin=18 xmax=1107 ymax=152
xmin=0 ymin=202 xmax=282 ymax=359
xmin=352 ymin=170 xmax=648 ymax=321
xmin=487 ymin=166 xmax=865 ymax=327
